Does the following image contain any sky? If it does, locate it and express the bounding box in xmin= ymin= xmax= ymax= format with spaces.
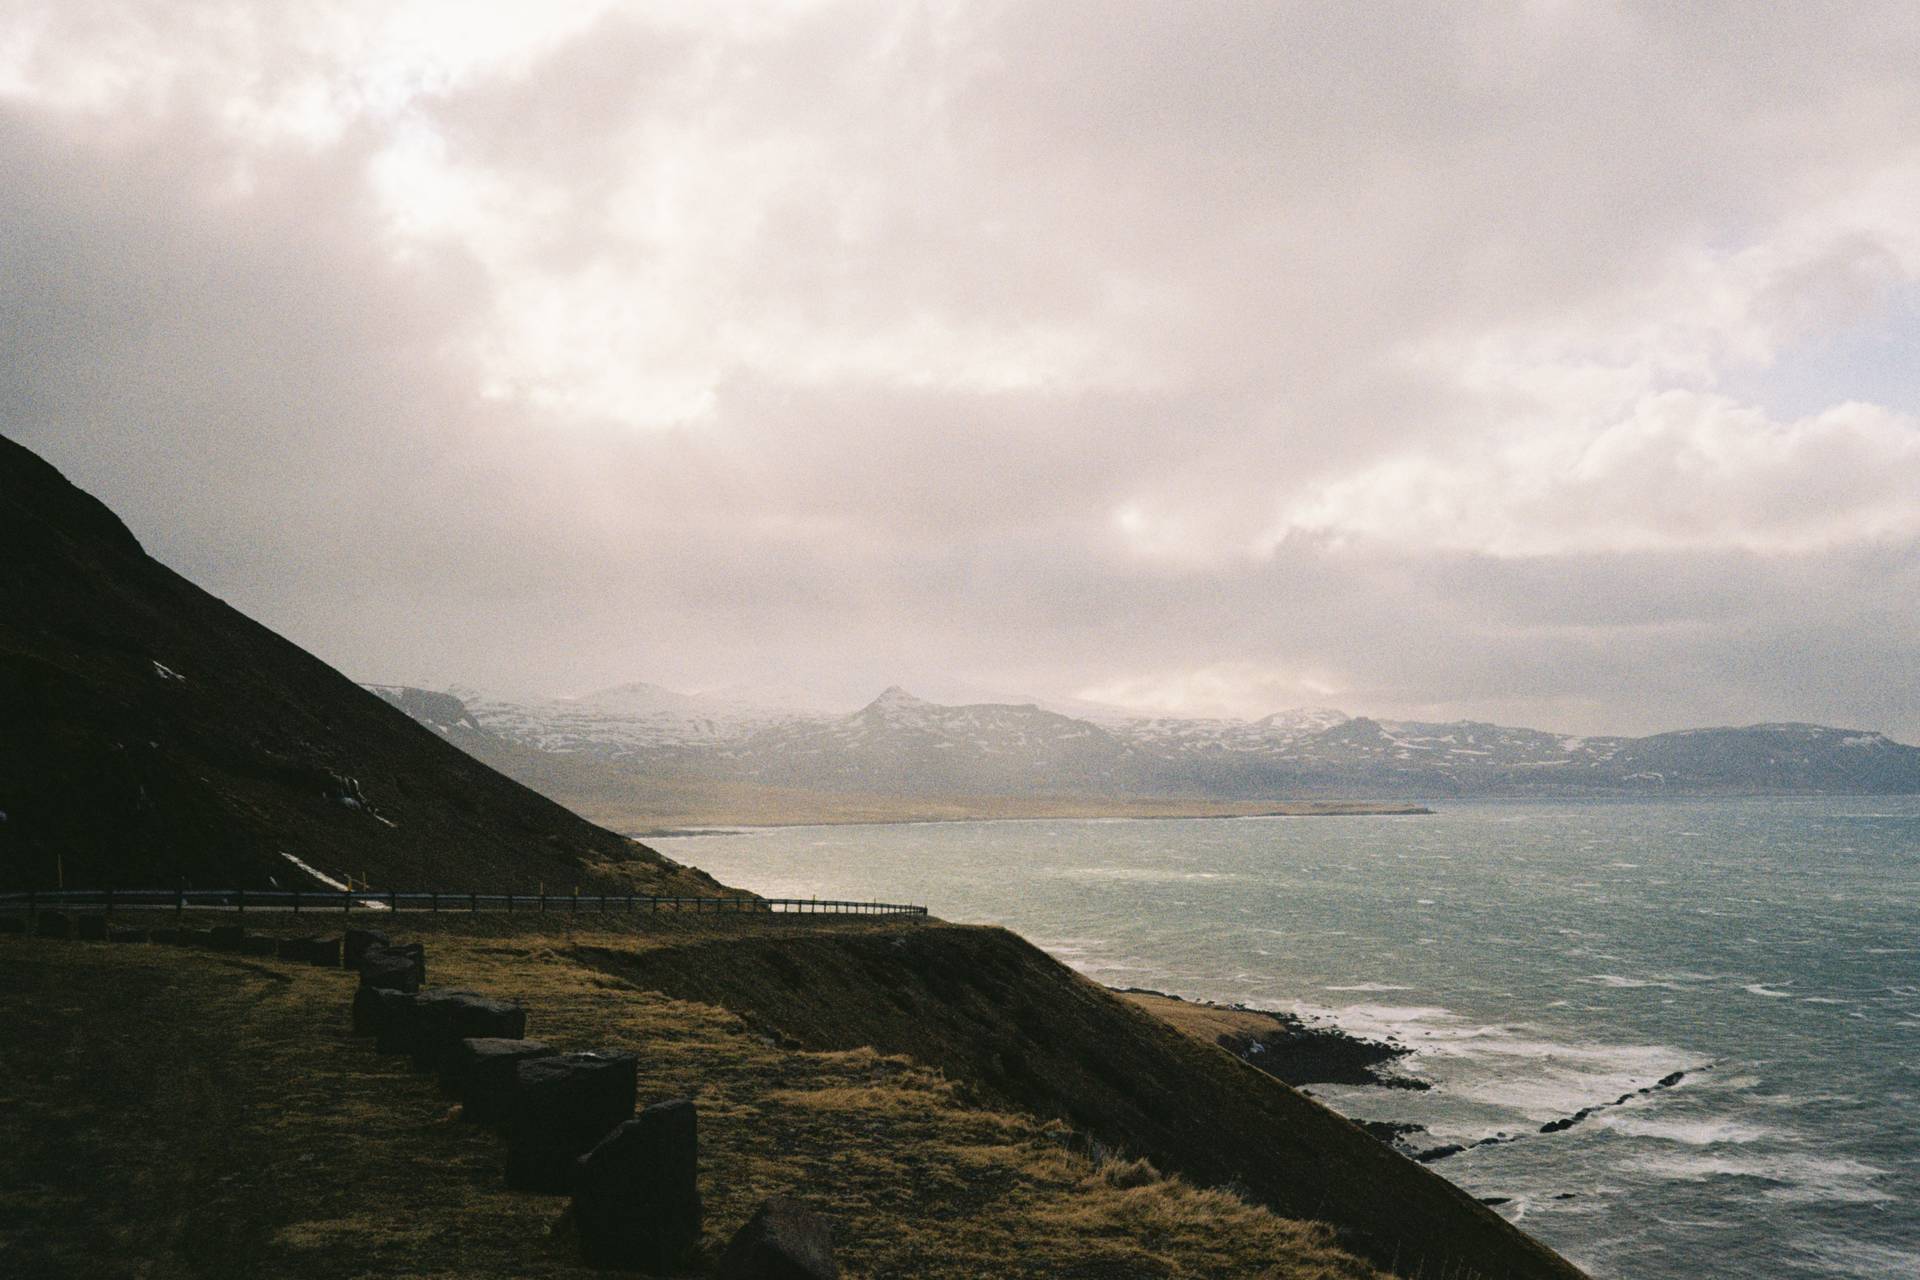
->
xmin=4 ymin=1 xmax=1919 ymax=736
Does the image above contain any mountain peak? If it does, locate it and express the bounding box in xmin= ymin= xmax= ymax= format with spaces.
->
xmin=868 ymin=685 xmax=927 ymax=711
xmin=1257 ymin=706 xmax=1350 ymax=730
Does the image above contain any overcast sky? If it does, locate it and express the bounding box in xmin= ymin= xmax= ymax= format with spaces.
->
xmin=5 ymin=1 xmax=1920 ymax=735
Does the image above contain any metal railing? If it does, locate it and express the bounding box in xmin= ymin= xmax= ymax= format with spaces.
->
xmin=0 ymin=888 xmax=928 ymax=918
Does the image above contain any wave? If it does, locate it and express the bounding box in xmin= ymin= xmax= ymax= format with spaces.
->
xmin=1050 ymin=866 xmax=1238 ymax=883
xmin=1795 ymin=1236 xmax=1920 ymax=1280
xmin=1627 ymin=1152 xmax=1892 ymax=1206
xmin=1596 ymin=1114 xmax=1774 ymax=1145
xmin=1582 ymin=974 xmax=1684 ymax=990
xmin=1290 ymin=999 xmax=1699 ymax=1123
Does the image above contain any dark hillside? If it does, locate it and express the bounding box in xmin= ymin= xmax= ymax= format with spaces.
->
xmin=0 ymin=433 xmax=724 ymax=896
xmin=582 ymin=923 xmax=1586 ymax=1280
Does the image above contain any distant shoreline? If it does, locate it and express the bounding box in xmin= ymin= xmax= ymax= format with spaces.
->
xmin=630 ymin=800 xmax=1434 ymax=838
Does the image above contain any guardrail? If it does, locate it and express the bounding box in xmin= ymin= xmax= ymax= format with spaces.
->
xmin=0 ymin=888 xmax=928 ymax=918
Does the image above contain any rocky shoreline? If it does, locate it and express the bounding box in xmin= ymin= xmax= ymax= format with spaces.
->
xmin=1115 ymin=986 xmax=1707 ymax=1170
xmin=1113 ymin=987 xmax=1428 ymax=1090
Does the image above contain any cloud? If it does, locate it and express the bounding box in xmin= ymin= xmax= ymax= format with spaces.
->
xmin=1278 ymin=393 xmax=1920 ymax=556
xmin=2 ymin=2 xmax=1920 ymax=737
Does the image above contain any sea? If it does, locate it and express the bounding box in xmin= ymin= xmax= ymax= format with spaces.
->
xmin=657 ymin=797 xmax=1920 ymax=1280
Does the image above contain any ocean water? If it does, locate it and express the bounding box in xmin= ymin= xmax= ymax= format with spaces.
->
xmin=661 ymin=798 xmax=1920 ymax=1280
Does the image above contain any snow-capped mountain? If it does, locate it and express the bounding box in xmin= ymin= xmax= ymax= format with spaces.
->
xmin=367 ymin=681 xmax=1920 ymax=800
xmin=717 ymin=687 xmax=1145 ymax=794
xmin=439 ymin=681 xmax=821 ymax=758
xmin=1104 ymin=706 xmax=1351 ymax=757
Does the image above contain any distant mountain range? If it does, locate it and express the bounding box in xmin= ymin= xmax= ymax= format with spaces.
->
xmin=369 ymin=680 xmax=1920 ymax=823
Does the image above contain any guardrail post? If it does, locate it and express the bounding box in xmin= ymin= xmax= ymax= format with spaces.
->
xmin=237 ymin=886 xmax=246 ymax=917
xmin=292 ymin=887 xmax=301 ymax=915
xmin=431 ymin=891 xmax=439 ymax=913
xmin=387 ymin=889 xmax=397 ymax=913
xmin=507 ymin=892 xmax=515 ymax=913
xmin=470 ymin=892 xmax=478 ymax=915
xmin=175 ymin=885 xmax=184 ymax=921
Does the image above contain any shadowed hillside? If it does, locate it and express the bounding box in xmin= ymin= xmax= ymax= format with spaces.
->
xmin=0 ymin=433 xmax=725 ymax=896
xmin=583 ymin=922 xmax=1586 ymax=1280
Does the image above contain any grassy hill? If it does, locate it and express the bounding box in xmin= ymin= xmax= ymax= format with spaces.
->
xmin=0 ymin=915 xmax=1581 ymax=1279
xmin=0 ymin=434 xmax=723 ymax=896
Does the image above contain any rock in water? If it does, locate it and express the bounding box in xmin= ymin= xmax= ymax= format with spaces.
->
xmin=574 ymin=1100 xmax=702 ymax=1272
xmin=343 ymin=928 xmax=389 ymax=970
xmin=506 ymin=1051 xmax=639 ymax=1192
xmin=717 ymin=1196 xmax=839 ymax=1280
xmin=441 ymin=1038 xmax=556 ymax=1124
xmin=408 ymin=989 xmax=527 ymax=1070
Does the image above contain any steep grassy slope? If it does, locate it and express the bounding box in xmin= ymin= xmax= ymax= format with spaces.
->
xmin=0 ymin=433 xmax=722 ymax=895
xmin=581 ymin=923 xmax=1585 ymax=1280
xmin=0 ymin=921 xmax=1392 ymax=1279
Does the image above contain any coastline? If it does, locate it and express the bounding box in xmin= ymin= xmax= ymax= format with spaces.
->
xmin=1114 ymin=987 xmax=1428 ymax=1092
xmin=1118 ymin=984 xmax=1710 ymax=1174
xmin=633 ymin=799 xmax=1434 ymax=838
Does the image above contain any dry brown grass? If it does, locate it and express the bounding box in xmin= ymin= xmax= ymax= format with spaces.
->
xmin=1117 ymin=991 xmax=1290 ymax=1046
xmin=0 ymin=924 xmax=1389 ymax=1279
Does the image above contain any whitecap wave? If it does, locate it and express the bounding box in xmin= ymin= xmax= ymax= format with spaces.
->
xmin=1596 ymin=1114 xmax=1774 ymax=1145
xmin=1796 ymin=1236 xmax=1920 ymax=1280
xmin=1292 ymin=1000 xmax=1698 ymax=1120
xmin=1582 ymin=974 xmax=1683 ymax=990
xmin=1629 ymin=1152 xmax=1892 ymax=1206
xmin=1052 ymin=866 xmax=1237 ymax=883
